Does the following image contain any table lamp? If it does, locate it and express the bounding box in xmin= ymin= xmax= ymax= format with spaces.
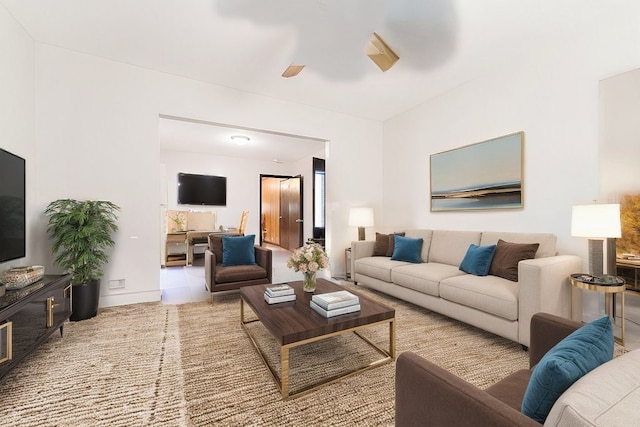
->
xmin=349 ymin=207 xmax=374 ymax=241
xmin=571 ymin=203 xmax=621 ymax=277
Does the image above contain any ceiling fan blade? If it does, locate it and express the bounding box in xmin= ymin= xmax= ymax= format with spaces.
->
xmin=282 ymin=65 xmax=306 ymax=78
xmin=365 ymin=32 xmax=399 ymax=72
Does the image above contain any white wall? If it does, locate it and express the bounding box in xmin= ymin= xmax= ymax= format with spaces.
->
xmin=0 ymin=5 xmax=35 ymax=270
xmin=31 ymin=43 xmax=382 ymax=305
xmin=599 ymin=68 xmax=640 ymax=202
xmin=383 ymin=3 xmax=640 ymax=264
xmin=160 ymin=149 xmax=300 ymax=237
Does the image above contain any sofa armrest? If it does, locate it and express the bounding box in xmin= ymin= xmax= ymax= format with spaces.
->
xmin=529 ymin=312 xmax=582 ymax=368
xmin=254 ymin=246 xmax=273 ymax=283
xmin=351 ymin=241 xmax=376 ymax=282
xmin=396 ymin=352 xmax=539 ymax=427
xmin=517 ymin=255 xmax=582 ymax=347
xmin=351 ymin=240 xmax=375 ymax=260
xmin=204 ymin=249 xmax=217 ymax=291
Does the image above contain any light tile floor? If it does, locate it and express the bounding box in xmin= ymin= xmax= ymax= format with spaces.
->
xmin=159 ymin=246 xmax=640 ymax=351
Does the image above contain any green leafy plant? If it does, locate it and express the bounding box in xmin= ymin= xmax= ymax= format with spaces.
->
xmin=44 ymin=199 xmax=119 ymax=285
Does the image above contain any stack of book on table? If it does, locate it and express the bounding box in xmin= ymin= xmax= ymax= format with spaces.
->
xmin=264 ymin=284 xmax=296 ymax=304
xmin=310 ymin=290 xmax=360 ymax=318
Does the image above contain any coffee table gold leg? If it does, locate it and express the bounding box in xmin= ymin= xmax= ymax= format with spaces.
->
xmin=281 ymin=346 xmax=290 ymax=398
xmin=389 ymin=319 xmax=396 ymax=359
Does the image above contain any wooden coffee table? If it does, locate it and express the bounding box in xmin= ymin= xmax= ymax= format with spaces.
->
xmin=240 ymin=278 xmax=396 ymax=399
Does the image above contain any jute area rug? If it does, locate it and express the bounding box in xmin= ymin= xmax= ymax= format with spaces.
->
xmin=0 ymin=284 xmax=531 ymax=426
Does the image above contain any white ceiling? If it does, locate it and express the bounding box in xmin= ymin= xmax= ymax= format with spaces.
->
xmin=159 ymin=116 xmax=325 ymax=162
xmin=1 ymin=0 xmax=584 ymax=160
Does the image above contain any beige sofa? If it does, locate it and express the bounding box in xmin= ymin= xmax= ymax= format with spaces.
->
xmin=351 ymin=230 xmax=582 ymax=347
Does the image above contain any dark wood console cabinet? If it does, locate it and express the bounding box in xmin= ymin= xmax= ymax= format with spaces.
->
xmin=0 ymin=274 xmax=72 ymax=380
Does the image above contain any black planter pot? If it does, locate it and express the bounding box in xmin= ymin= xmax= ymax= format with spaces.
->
xmin=70 ymin=279 xmax=100 ymax=321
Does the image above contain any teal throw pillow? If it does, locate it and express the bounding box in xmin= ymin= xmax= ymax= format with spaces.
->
xmin=221 ymin=234 xmax=257 ymax=266
xmin=459 ymin=244 xmax=497 ymax=276
xmin=521 ymin=316 xmax=614 ymax=423
xmin=390 ymin=235 xmax=423 ymax=263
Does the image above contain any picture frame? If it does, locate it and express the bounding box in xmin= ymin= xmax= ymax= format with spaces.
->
xmin=430 ymin=131 xmax=524 ymax=212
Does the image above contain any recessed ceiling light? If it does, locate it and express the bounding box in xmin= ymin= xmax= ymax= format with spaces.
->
xmin=230 ymin=135 xmax=250 ymax=145
xmin=272 ymin=159 xmax=283 ymax=164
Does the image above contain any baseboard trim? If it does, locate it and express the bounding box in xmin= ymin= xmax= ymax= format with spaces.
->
xmin=100 ymin=290 xmax=162 ymax=308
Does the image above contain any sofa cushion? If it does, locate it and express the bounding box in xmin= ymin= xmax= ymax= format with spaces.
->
xmin=439 ymin=274 xmax=519 ymax=321
xmin=428 ymin=230 xmax=481 ymax=266
xmin=391 ymin=235 xmax=423 ymax=263
xmin=392 ymin=263 xmax=465 ymax=297
xmin=489 ymin=239 xmax=539 ymax=282
xmin=480 ymin=232 xmax=557 ymax=258
xmin=354 ymin=257 xmax=410 ymax=282
xmin=459 ymin=244 xmax=497 ymax=276
xmin=485 ymin=369 xmax=532 ymax=411
xmin=546 ymin=349 xmax=640 ymax=426
xmin=215 ymin=264 xmax=268 ymax=284
xmin=373 ymin=232 xmax=405 ymax=256
xmin=386 ymin=232 xmax=405 ymax=257
xmin=221 ymin=234 xmax=257 ymax=266
xmin=208 ymin=232 xmax=242 ymax=264
xmin=404 ymin=230 xmax=434 ymax=262
xmin=521 ymin=316 xmax=614 ymax=423
xmin=373 ymin=232 xmax=389 ymax=256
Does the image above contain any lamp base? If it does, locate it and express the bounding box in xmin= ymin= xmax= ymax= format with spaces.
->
xmin=588 ymin=239 xmax=604 ymax=277
xmin=357 ymin=226 xmax=366 ymax=241
xmin=606 ymin=237 xmax=617 ymax=277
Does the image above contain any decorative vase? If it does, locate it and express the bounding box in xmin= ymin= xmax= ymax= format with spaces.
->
xmin=303 ymin=271 xmax=317 ymax=293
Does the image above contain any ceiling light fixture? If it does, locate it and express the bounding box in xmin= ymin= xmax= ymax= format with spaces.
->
xmin=282 ymin=64 xmax=305 ymax=78
xmin=365 ymin=32 xmax=399 ymax=72
xmin=230 ymin=135 xmax=250 ymax=145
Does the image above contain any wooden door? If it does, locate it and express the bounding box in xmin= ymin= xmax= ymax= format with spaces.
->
xmin=280 ymin=176 xmax=303 ymax=251
xmin=260 ymin=177 xmax=281 ymax=245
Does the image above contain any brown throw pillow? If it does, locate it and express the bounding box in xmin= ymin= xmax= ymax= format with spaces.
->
xmin=489 ymin=239 xmax=540 ymax=282
xmin=386 ymin=232 xmax=406 ymax=257
xmin=373 ymin=233 xmax=389 ymax=256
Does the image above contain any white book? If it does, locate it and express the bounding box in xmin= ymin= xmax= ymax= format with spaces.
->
xmin=310 ymin=300 xmax=361 ymax=318
xmin=264 ymin=293 xmax=296 ymax=304
xmin=265 ymin=284 xmax=294 ymax=297
xmin=312 ymin=290 xmax=359 ymax=310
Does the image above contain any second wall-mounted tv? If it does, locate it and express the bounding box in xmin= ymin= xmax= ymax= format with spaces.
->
xmin=177 ymin=173 xmax=227 ymax=206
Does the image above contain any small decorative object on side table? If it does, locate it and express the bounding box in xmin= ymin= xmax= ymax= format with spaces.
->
xmin=286 ymin=243 xmax=329 ymax=293
xmin=569 ymin=273 xmax=626 ymax=346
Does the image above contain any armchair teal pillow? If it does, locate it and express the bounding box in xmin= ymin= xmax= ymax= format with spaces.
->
xmin=459 ymin=244 xmax=497 ymax=276
xmin=521 ymin=316 xmax=614 ymax=423
xmin=390 ymin=235 xmax=423 ymax=263
xmin=221 ymin=234 xmax=257 ymax=266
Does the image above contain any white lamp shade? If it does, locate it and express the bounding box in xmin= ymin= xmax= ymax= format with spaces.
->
xmin=571 ymin=204 xmax=621 ymax=238
xmin=348 ymin=207 xmax=374 ymax=227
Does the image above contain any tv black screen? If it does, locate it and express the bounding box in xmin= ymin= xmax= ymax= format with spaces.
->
xmin=177 ymin=173 xmax=227 ymax=206
xmin=0 ymin=148 xmax=26 ymax=263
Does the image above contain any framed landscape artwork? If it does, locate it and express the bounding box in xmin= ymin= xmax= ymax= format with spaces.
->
xmin=430 ymin=132 xmax=524 ymax=212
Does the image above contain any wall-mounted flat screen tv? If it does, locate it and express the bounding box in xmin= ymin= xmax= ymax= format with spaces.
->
xmin=0 ymin=148 xmax=26 ymax=263
xmin=177 ymin=173 xmax=227 ymax=206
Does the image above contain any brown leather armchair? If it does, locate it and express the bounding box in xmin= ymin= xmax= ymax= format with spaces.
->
xmin=395 ymin=313 xmax=583 ymax=427
xmin=204 ymin=233 xmax=272 ymax=300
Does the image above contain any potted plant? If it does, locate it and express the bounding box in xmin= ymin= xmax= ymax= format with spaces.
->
xmin=44 ymin=199 xmax=119 ymax=321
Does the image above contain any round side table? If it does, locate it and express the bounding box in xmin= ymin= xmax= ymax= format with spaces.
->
xmin=569 ymin=273 xmax=625 ymax=346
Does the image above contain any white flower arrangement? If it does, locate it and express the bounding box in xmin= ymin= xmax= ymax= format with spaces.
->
xmin=286 ymin=243 xmax=329 ymax=273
